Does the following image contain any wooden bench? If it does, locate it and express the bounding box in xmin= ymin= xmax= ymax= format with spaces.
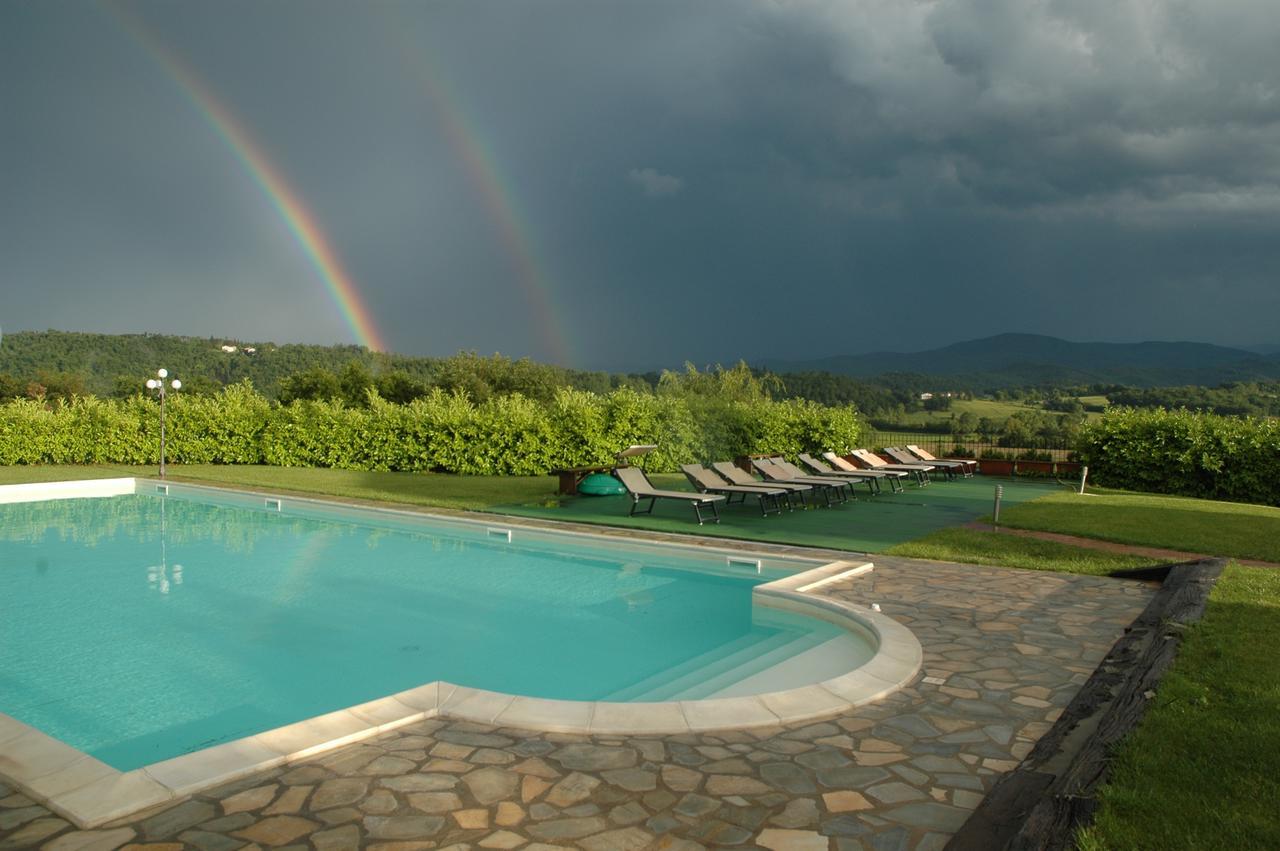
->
xmin=549 ymin=465 xmax=616 ymax=495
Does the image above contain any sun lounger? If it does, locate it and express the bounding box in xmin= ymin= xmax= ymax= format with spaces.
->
xmin=681 ymin=464 xmax=786 ymax=516
xmin=614 ymin=466 xmax=724 ymax=524
xmin=749 ymin=458 xmax=852 ymax=506
xmin=846 ymin=449 xmax=932 ymax=486
xmin=772 ymin=456 xmax=879 ymax=496
xmin=799 ymin=452 xmax=904 ymax=494
xmin=905 ymin=445 xmax=977 ymax=477
xmin=883 ymin=446 xmax=962 ymax=480
xmin=711 ymin=462 xmax=813 ymax=510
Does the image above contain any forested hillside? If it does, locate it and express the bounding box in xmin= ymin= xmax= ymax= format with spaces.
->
xmin=0 ymin=330 xmax=651 ymax=401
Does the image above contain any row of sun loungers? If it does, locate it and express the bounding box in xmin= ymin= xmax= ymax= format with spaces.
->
xmin=613 ymin=447 xmax=975 ymax=524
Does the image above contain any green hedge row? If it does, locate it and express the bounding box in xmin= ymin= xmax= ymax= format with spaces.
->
xmin=0 ymin=383 xmax=863 ymax=475
xmin=1076 ymin=407 xmax=1280 ymax=506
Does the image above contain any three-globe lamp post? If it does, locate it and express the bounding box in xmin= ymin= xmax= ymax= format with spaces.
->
xmin=145 ymin=369 xmax=181 ymax=477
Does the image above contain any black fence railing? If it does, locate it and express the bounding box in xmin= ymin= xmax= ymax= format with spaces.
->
xmin=864 ymin=430 xmax=1075 ymax=462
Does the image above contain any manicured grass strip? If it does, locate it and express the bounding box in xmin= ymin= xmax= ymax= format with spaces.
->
xmin=1076 ymin=566 xmax=1280 ymax=851
xmin=0 ymin=464 xmax=139 ymax=484
xmin=885 ymin=527 xmax=1159 ymax=575
xmin=998 ymin=489 xmax=1280 ymax=563
xmin=0 ymin=465 xmax=558 ymax=512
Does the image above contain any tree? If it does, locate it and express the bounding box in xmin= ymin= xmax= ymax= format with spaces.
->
xmin=278 ymin=367 xmax=342 ymax=404
xmin=338 ymin=362 xmax=374 ymax=406
xmin=376 ymin=370 xmax=428 ymax=405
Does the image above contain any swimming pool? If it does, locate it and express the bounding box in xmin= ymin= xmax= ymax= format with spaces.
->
xmin=0 ymin=478 xmax=920 ymax=826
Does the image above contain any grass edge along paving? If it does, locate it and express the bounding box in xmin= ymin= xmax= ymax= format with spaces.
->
xmin=997 ymin=487 xmax=1280 ymax=564
xmin=1076 ymin=564 xmax=1280 ymax=851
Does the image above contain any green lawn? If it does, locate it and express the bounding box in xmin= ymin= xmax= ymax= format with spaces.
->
xmin=0 ymin=464 xmax=558 ymax=511
xmin=885 ymin=527 xmax=1158 ymax=575
xmin=886 ymin=398 xmax=1043 ymax=427
xmin=1077 ymin=565 xmax=1280 ymax=850
xmin=998 ymin=488 xmax=1280 ymax=563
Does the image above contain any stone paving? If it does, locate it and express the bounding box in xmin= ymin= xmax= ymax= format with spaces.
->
xmin=0 ymin=555 xmax=1153 ymax=851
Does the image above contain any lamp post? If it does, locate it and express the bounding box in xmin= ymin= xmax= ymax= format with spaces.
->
xmin=145 ymin=369 xmax=181 ymax=477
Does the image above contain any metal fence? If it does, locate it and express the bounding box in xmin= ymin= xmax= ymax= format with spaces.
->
xmin=865 ymin=429 xmax=1075 ymax=461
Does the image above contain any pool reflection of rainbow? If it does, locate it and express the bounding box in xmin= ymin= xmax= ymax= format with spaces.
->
xmin=105 ymin=3 xmax=388 ymax=352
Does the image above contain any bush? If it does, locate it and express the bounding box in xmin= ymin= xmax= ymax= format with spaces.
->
xmin=1076 ymin=408 xmax=1280 ymax=506
xmin=0 ymin=385 xmax=864 ymax=477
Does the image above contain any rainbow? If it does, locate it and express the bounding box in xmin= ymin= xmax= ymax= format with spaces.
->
xmin=103 ymin=3 xmax=388 ymax=352
xmin=381 ymin=13 xmax=574 ymax=366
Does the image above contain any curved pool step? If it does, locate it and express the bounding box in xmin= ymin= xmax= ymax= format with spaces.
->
xmin=602 ymin=629 xmax=804 ymax=702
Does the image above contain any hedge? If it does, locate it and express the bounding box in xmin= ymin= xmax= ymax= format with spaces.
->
xmin=0 ymin=383 xmax=864 ymax=476
xmin=1076 ymin=407 xmax=1280 ymax=506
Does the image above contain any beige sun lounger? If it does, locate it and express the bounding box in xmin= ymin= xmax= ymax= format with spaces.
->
xmin=771 ymin=456 xmax=879 ymax=497
xmin=799 ymin=453 xmax=904 ymax=494
xmin=906 ymin=445 xmax=977 ymax=476
xmin=829 ymin=450 xmax=930 ymax=487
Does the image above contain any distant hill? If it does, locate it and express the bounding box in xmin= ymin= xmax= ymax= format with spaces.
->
xmin=0 ymin=329 xmax=646 ymax=400
xmin=0 ymin=330 xmax=386 ymax=397
xmin=758 ymin=333 xmax=1280 ymax=390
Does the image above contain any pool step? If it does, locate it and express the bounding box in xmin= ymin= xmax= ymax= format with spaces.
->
xmin=703 ymin=633 xmax=872 ymax=699
xmin=657 ymin=631 xmax=836 ymax=701
xmin=609 ymin=628 xmax=833 ymax=702
xmin=602 ymin=630 xmax=800 ymax=702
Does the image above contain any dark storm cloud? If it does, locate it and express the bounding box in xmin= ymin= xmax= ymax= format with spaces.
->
xmin=1 ymin=0 xmax=1277 ymax=367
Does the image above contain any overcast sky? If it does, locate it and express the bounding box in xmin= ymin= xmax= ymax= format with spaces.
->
xmin=2 ymin=0 xmax=1278 ymax=369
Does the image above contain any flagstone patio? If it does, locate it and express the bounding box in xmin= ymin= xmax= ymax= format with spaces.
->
xmin=0 ymin=554 xmax=1153 ymax=851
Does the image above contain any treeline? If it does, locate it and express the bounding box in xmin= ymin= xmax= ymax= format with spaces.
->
xmin=0 ymin=330 xmax=655 ymax=402
xmin=0 ymin=365 xmax=863 ymax=475
xmin=1106 ymin=382 xmax=1280 ymax=417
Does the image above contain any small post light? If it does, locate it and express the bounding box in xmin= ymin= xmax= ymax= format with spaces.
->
xmin=145 ymin=368 xmax=181 ymax=477
xmin=992 ymin=484 xmax=1004 ymax=527
xmin=1078 ymin=465 xmax=1089 ymax=495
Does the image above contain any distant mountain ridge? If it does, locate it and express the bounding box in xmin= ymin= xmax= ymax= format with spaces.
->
xmin=758 ymin=333 xmax=1280 ymax=389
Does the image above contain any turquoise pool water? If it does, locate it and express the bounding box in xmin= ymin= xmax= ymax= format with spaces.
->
xmin=0 ymin=490 xmax=865 ymax=771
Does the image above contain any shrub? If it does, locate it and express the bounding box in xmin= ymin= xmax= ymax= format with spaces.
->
xmin=1076 ymin=407 xmax=1280 ymax=506
xmin=0 ymin=385 xmax=865 ymax=477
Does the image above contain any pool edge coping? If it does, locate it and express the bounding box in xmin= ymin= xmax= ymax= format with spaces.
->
xmin=0 ymin=477 xmax=922 ymax=828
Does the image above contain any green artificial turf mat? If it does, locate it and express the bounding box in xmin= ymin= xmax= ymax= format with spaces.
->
xmin=489 ymin=475 xmax=1060 ymax=552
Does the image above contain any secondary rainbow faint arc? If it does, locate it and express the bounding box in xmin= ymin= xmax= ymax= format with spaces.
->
xmin=104 ymin=3 xmax=388 ymax=352
xmin=384 ymin=19 xmax=573 ymax=366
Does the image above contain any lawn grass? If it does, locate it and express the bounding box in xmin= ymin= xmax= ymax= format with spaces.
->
xmin=998 ymin=488 xmax=1280 ymax=563
xmin=0 ymin=464 xmax=559 ymax=511
xmin=1076 ymin=565 xmax=1280 ymax=851
xmin=885 ymin=398 xmax=1043 ymax=427
xmin=885 ymin=527 xmax=1158 ymax=575
xmin=878 ymin=397 xmax=1104 ymax=429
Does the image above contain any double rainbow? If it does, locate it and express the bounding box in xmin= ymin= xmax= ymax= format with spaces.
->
xmin=382 ymin=11 xmax=574 ymax=366
xmin=105 ymin=3 xmax=388 ymax=352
